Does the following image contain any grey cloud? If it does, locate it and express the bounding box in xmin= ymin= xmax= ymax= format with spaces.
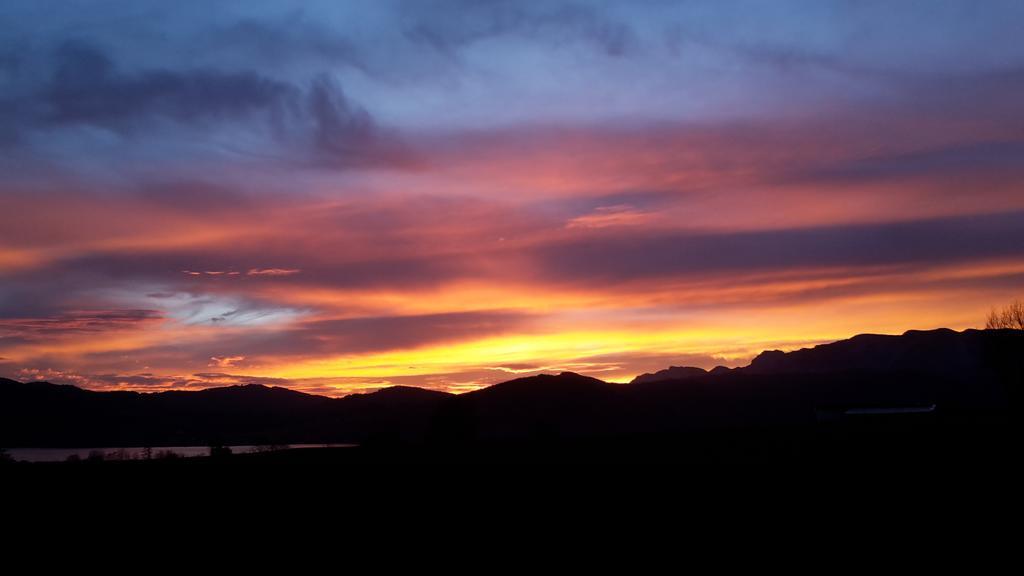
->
xmin=42 ymin=41 xmax=300 ymax=131
xmin=211 ymin=15 xmax=365 ymax=72
xmin=532 ymin=210 xmax=1024 ymax=284
xmin=306 ymin=74 xmax=412 ymax=168
xmin=0 ymin=310 xmax=162 ymax=337
xmin=221 ymin=310 xmax=539 ymax=360
xmin=0 ymin=282 xmax=76 ymax=319
xmin=309 ymin=73 xmax=371 ymax=155
xmin=133 ymin=179 xmax=255 ymax=212
xmin=404 ymin=0 xmax=638 ymax=58
xmin=41 ymin=247 xmax=468 ymax=291
xmin=804 ymin=140 xmax=1024 ymax=184
xmin=0 ymin=39 xmax=410 ymax=168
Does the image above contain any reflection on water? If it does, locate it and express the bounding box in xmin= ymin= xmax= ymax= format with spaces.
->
xmin=7 ymin=444 xmax=355 ymax=462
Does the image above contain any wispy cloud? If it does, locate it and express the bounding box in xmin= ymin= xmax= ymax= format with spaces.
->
xmin=209 ymin=356 xmax=245 ymax=368
xmin=566 ymin=204 xmax=650 ymax=229
xmin=247 ymin=268 xmax=300 ymax=276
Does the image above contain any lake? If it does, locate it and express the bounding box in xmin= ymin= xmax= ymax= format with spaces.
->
xmin=6 ymin=444 xmax=355 ymax=462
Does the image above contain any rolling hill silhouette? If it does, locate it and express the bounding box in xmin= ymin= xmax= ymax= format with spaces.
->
xmin=0 ymin=378 xmax=451 ymax=448
xmin=2 ymin=328 xmax=1020 ymax=449
xmin=631 ymin=365 xmax=717 ymax=384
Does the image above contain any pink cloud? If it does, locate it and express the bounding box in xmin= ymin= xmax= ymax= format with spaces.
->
xmin=566 ymin=204 xmax=651 ymax=229
xmin=209 ymin=356 xmax=246 ymax=368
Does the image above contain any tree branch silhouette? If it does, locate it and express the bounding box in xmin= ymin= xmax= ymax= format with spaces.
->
xmin=986 ymin=299 xmax=1024 ymax=330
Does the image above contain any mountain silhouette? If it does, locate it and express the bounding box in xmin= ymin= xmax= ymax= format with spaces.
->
xmin=631 ymin=366 xmax=709 ymax=384
xmin=0 ymin=379 xmax=452 ymax=448
xmin=2 ymin=328 xmax=1020 ymax=449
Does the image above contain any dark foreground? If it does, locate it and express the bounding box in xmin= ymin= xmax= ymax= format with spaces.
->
xmin=4 ymin=432 xmax=1020 ymax=556
xmin=6 ymin=422 xmax=1019 ymax=495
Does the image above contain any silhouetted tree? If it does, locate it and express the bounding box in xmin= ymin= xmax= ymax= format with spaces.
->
xmin=986 ymin=299 xmax=1024 ymax=330
xmin=0 ymin=447 xmax=13 ymax=465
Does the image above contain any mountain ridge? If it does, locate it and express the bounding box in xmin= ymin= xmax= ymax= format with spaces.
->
xmin=2 ymin=328 xmax=1021 ymax=448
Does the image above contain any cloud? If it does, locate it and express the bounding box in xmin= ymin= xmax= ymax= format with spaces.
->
xmin=0 ymin=39 xmax=410 ymax=170
xmin=156 ymin=294 xmax=303 ymax=327
xmin=181 ymin=269 xmax=301 ymax=277
xmin=801 ymin=139 xmax=1024 ymax=184
xmin=4 ymin=307 xmax=543 ymax=379
xmin=10 ymin=368 xmax=294 ymax=390
xmin=566 ymin=204 xmax=650 ymax=229
xmin=533 ymin=210 xmax=1024 ymax=285
xmin=306 ymin=74 xmax=411 ymax=168
xmin=247 ymin=268 xmax=300 ymax=276
xmin=402 ymin=0 xmax=639 ymax=58
xmin=41 ymin=41 xmax=299 ymax=131
xmin=0 ymin=310 xmax=162 ymax=337
xmin=207 ymin=14 xmax=366 ymax=72
xmin=219 ymin=310 xmax=541 ymax=359
xmin=187 ymin=372 xmax=292 ymax=387
xmin=209 ymin=356 xmax=245 ymax=368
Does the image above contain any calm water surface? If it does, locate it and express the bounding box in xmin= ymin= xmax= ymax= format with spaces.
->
xmin=7 ymin=444 xmax=355 ymax=462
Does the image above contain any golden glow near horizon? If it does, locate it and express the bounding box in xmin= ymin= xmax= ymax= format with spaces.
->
xmin=4 ymin=254 xmax=1014 ymax=396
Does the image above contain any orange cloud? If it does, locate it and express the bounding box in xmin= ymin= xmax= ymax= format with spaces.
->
xmin=209 ymin=356 xmax=246 ymax=368
xmin=247 ymin=268 xmax=301 ymax=276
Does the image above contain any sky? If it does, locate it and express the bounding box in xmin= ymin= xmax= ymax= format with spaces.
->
xmin=2 ymin=0 xmax=1023 ymax=396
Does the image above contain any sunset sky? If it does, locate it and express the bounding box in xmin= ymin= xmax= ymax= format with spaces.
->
xmin=2 ymin=0 xmax=1023 ymax=395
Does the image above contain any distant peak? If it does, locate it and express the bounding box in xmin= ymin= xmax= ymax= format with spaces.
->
xmin=748 ymin=349 xmax=787 ymax=370
xmin=343 ymin=385 xmax=454 ymax=402
xmin=630 ymin=365 xmax=708 ymax=385
xmin=742 ymin=327 xmax=1018 ymax=377
xmin=470 ymin=371 xmax=610 ymax=398
xmin=370 ymin=385 xmax=446 ymax=396
xmin=902 ymin=327 xmax=958 ymax=336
